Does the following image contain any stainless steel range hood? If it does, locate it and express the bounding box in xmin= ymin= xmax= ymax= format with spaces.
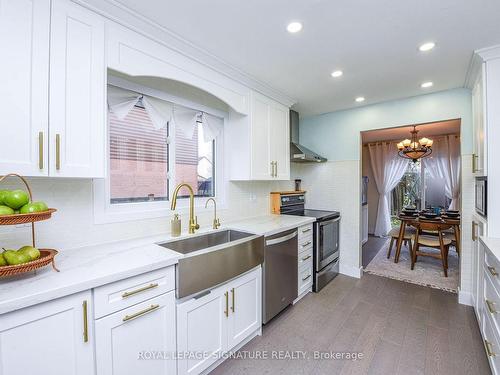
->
xmin=290 ymin=110 xmax=327 ymax=163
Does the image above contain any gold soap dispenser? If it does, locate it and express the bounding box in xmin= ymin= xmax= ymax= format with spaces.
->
xmin=171 ymin=213 xmax=181 ymax=237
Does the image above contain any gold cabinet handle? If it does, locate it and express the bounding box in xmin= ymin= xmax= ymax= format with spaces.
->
xmin=82 ymin=300 xmax=89 ymax=343
xmin=121 ymin=283 xmax=159 ymax=298
xmin=488 ymin=266 xmax=499 ymax=277
xmin=224 ymin=291 xmax=229 ymax=317
xmin=123 ymin=304 xmax=160 ymax=322
xmin=302 ymin=255 xmax=312 ymax=261
xmin=472 ymin=154 xmax=479 ymax=173
xmin=38 ymin=131 xmax=44 ymax=170
xmin=231 ymin=288 xmax=235 ymax=313
xmin=472 ymin=221 xmax=477 ymax=241
xmin=486 ymin=299 xmax=498 ymax=314
xmin=302 ymin=241 xmax=311 ymax=247
xmin=55 ymin=134 xmax=61 ymax=170
xmin=485 ymin=340 xmax=496 ymax=357
xmin=302 ymin=274 xmax=311 ymax=282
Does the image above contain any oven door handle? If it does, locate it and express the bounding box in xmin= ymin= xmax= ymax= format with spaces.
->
xmin=266 ymin=231 xmax=297 ymax=246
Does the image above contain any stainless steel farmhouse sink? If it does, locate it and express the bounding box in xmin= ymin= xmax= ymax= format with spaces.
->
xmin=158 ymin=230 xmax=264 ymax=298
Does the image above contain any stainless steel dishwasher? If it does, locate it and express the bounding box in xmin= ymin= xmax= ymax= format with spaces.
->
xmin=263 ymin=228 xmax=298 ymax=324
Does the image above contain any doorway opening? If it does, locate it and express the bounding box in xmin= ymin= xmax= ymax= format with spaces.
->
xmin=360 ymin=119 xmax=461 ymax=292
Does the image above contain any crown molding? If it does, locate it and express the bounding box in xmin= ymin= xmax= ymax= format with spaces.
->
xmin=464 ymin=53 xmax=483 ymax=89
xmin=72 ymin=0 xmax=297 ymax=107
xmin=464 ymin=44 xmax=500 ymax=89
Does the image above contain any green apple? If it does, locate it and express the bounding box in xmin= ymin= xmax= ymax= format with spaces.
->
xmin=32 ymin=201 xmax=48 ymax=212
xmin=18 ymin=245 xmax=40 ymax=261
xmin=0 ymin=205 xmax=14 ymax=215
xmin=20 ymin=202 xmax=42 ymax=214
xmin=0 ymin=190 xmax=9 ymax=205
xmin=3 ymin=190 xmax=29 ymax=209
xmin=0 ymin=254 xmax=6 ymax=266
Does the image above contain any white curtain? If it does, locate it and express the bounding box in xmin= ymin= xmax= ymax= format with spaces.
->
xmin=426 ymin=135 xmax=461 ymax=210
xmin=107 ymin=85 xmax=174 ymax=130
xmin=171 ymin=106 xmax=223 ymax=142
xmin=368 ymin=142 xmax=409 ymax=237
xmin=107 ymin=85 xmax=223 ymax=141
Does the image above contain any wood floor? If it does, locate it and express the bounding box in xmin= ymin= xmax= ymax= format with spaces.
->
xmin=211 ymin=273 xmax=490 ymax=375
xmin=362 ymin=235 xmax=388 ymax=267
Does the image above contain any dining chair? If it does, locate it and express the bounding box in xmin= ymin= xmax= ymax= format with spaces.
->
xmin=410 ymin=220 xmax=453 ymax=277
xmin=387 ymin=226 xmax=415 ymax=259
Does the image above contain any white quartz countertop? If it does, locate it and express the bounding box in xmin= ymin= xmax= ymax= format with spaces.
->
xmin=228 ymin=214 xmax=315 ymax=236
xmin=0 ymin=214 xmax=315 ymax=315
xmin=480 ymin=236 xmax=500 ymax=262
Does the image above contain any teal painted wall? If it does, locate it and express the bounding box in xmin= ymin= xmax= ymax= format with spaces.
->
xmin=299 ymin=88 xmax=472 ymax=161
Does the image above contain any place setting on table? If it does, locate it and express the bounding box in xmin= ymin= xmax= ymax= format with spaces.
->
xmin=393 ymin=207 xmax=461 ymax=271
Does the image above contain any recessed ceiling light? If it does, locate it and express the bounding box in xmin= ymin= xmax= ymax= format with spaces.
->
xmin=355 ymin=97 xmax=365 ymax=103
xmin=287 ymin=22 xmax=303 ymax=33
xmin=421 ymin=81 xmax=433 ymax=88
xmin=419 ymin=42 xmax=435 ymax=52
xmin=331 ymin=70 xmax=343 ymax=78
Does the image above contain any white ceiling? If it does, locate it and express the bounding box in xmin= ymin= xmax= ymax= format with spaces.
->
xmin=115 ymin=0 xmax=500 ymax=116
xmin=362 ymin=119 xmax=461 ymax=143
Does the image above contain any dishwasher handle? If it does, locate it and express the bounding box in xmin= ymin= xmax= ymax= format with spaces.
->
xmin=266 ymin=231 xmax=297 ymax=246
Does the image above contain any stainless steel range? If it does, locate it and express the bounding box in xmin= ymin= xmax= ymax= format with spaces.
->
xmin=277 ymin=192 xmax=340 ymax=292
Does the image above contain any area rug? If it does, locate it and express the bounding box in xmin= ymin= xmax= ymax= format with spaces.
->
xmin=364 ymin=238 xmax=459 ymax=293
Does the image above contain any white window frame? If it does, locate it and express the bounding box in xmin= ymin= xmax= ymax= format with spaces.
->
xmin=93 ymin=76 xmax=227 ymax=224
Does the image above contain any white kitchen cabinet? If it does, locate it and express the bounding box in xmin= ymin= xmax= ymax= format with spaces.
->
xmin=228 ymin=91 xmax=290 ymax=180
xmin=472 ymin=217 xmax=486 ymax=322
xmin=177 ymin=285 xmax=228 ymax=375
xmin=177 ymin=267 xmax=262 ymax=375
xmin=226 ymin=268 xmax=262 ymax=349
xmin=0 ymin=0 xmax=50 ymax=176
xmin=472 ymin=66 xmax=487 ymax=175
xmin=49 ymin=0 xmax=106 ymax=178
xmin=269 ymin=102 xmax=290 ymax=180
xmin=95 ymin=292 xmax=177 ymax=375
xmin=0 ymin=290 xmax=94 ymax=375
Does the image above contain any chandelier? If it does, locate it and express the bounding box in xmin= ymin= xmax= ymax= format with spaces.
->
xmin=396 ymin=126 xmax=433 ymax=162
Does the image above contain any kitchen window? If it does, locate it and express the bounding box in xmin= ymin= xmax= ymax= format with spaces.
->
xmin=93 ymin=79 xmax=224 ymax=224
xmin=108 ymin=103 xmax=215 ymax=205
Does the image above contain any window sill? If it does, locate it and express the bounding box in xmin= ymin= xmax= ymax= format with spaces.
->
xmin=93 ymin=198 xmax=226 ymax=225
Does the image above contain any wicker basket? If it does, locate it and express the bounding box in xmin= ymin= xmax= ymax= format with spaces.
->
xmin=0 ymin=249 xmax=59 ymax=277
xmin=0 ymin=173 xmax=59 ymax=275
xmin=0 ymin=208 xmax=57 ymax=225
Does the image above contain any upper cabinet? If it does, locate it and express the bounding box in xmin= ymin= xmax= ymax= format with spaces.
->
xmin=0 ymin=0 xmax=50 ymax=176
xmin=472 ymin=47 xmax=500 ymax=237
xmin=472 ymin=66 xmax=487 ymax=175
xmin=49 ymin=0 xmax=106 ymax=178
xmin=0 ymin=0 xmax=106 ymax=178
xmin=228 ymin=91 xmax=290 ymax=181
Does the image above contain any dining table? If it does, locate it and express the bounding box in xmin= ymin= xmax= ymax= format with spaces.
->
xmin=394 ymin=213 xmax=461 ymax=263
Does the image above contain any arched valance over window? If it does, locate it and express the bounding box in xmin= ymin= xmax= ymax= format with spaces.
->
xmin=107 ymin=85 xmax=223 ymax=141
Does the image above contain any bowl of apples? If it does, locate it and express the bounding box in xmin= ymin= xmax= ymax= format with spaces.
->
xmin=0 ymin=246 xmax=59 ymax=277
xmin=0 ymin=174 xmax=56 ymax=225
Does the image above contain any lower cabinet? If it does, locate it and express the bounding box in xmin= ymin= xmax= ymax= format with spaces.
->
xmin=0 ymin=290 xmax=95 ymax=375
xmin=95 ymin=291 xmax=177 ymax=375
xmin=177 ymin=267 xmax=262 ymax=375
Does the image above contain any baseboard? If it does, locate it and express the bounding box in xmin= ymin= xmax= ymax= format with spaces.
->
xmin=339 ymin=263 xmax=362 ymax=279
xmin=458 ymin=289 xmax=473 ymax=306
xmin=201 ymin=327 xmax=261 ymax=375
